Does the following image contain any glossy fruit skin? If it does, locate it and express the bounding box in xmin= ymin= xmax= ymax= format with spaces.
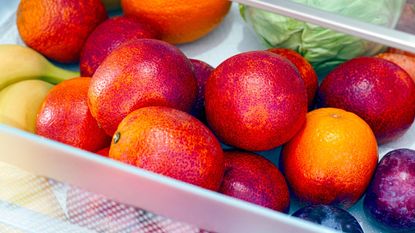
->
xmin=376 ymin=52 xmax=415 ymax=82
xmin=36 ymin=78 xmax=111 ymax=152
xmin=189 ymin=59 xmax=214 ymax=121
xmin=364 ymin=148 xmax=415 ymax=232
xmin=121 ymin=0 xmax=231 ymax=44
xmin=88 ymin=39 xmax=197 ymax=136
xmin=205 ymin=51 xmax=307 ymax=151
xmin=17 ymin=0 xmax=107 ymax=63
xmin=318 ymin=57 xmax=415 ymax=144
xmin=281 ymin=108 xmax=378 ymax=207
xmin=219 ymin=151 xmax=290 ymax=212
xmin=109 ymin=106 xmax=224 ymax=191
xmin=268 ymin=48 xmax=318 ymax=107
xmin=80 ymin=16 xmax=159 ymax=77
xmin=292 ymin=205 xmax=363 ymax=233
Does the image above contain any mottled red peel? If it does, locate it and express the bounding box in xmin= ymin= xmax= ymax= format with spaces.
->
xmin=80 ymin=16 xmax=159 ymax=76
xmin=88 ymin=39 xmax=197 ymax=136
xmin=318 ymin=57 xmax=415 ymax=144
xmin=205 ymin=51 xmax=308 ymax=151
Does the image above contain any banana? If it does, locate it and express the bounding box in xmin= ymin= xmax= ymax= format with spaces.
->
xmin=0 ymin=80 xmax=53 ymax=133
xmin=0 ymin=44 xmax=79 ymax=90
xmin=0 ymin=161 xmax=66 ymax=220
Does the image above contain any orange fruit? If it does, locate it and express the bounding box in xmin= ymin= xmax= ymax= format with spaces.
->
xmin=281 ymin=108 xmax=378 ymax=208
xmin=88 ymin=39 xmax=197 ymax=136
xmin=36 ymin=78 xmax=111 ymax=152
xmin=109 ymin=106 xmax=224 ymax=191
xmin=121 ymin=0 xmax=232 ymax=44
xmin=17 ymin=0 xmax=107 ymax=63
xmin=376 ymin=52 xmax=415 ymax=82
xmin=204 ymin=51 xmax=307 ymax=151
xmin=219 ymin=151 xmax=290 ymax=212
xmin=267 ymin=48 xmax=318 ymax=107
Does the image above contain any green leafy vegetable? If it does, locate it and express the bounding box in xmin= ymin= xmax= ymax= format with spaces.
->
xmin=240 ymin=0 xmax=406 ymax=77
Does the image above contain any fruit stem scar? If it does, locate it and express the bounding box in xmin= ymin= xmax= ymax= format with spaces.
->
xmin=114 ymin=132 xmax=121 ymax=144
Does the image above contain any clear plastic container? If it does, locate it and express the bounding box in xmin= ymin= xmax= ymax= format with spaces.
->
xmin=1 ymin=1 xmax=415 ymax=232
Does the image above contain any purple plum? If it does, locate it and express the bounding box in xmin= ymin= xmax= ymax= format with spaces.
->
xmin=364 ymin=148 xmax=415 ymax=232
xmin=292 ymin=205 xmax=363 ymax=233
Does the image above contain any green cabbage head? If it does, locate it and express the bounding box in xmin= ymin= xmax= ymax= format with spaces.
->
xmin=240 ymin=0 xmax=406 ymax=76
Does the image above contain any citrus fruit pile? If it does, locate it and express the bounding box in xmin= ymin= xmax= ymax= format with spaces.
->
xmin=1 ymin=0 xmax=415 ymax=232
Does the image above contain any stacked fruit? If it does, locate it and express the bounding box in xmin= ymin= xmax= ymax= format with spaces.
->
xmin=1 ymin=0 xmax=415 ymax=232
xmin=0 ymin=45 xmax=79 ymax=133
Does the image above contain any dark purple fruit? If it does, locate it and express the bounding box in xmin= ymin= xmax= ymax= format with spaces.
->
xmin=292 ymin=205 xmax=363 ymax=233
xmin=363 ymin=148 xmax=415 ymax=232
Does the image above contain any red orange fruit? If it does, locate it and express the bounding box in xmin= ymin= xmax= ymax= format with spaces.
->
xmin=88 ymin=39 xmax=197 ymax=136
xmin=376 ymin=52 xmax=415 ymax=82
xmin=109 ymin=106 xmax=224 ymax=190
xmin=80 ymin=16 xmax=159 ymax=77
xmin=219 ymin=151 xmax=290 ymax=212
xmin=205 ymin=51 xmax=307 ymax=151
xmin=318 ymin=57 xmax=415 ymax=144
xmin=268 ymin=48 xmax=318 ymax=107
xmin=36 ymin=78 xmax=110 ymax=151
xmin=17 ymin=0 xmax=107 ymax=63
xmin=95 ymin=147 xmax=110 ymax=157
